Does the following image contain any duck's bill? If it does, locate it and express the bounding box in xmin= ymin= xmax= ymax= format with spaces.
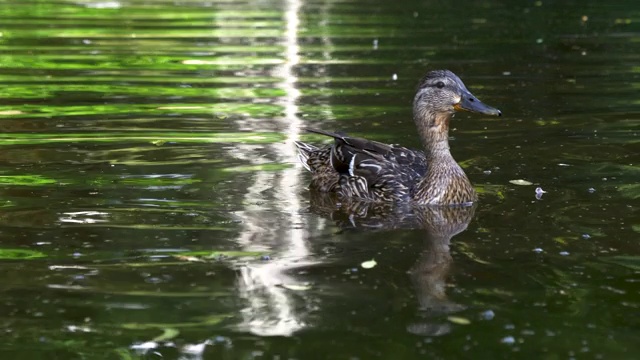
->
xmin=454 ymin=91 xmax=502 ymax=116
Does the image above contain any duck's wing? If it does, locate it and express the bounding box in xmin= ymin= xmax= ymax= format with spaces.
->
xmin=307 ymin=129 xmax=427 ymax=201
xmin=307 ymin=129 xmax=426 ymax=176
xmin=306 ymin=129 xmax=393 ymax=171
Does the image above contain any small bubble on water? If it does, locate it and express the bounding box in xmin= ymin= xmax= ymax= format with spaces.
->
xmin=501 ymin=336 xmax=516 ymax=345
xmin=214 ymin=336 xmax=228 ymax=343
xmin=533 ymin=248 xmax=543 ymax=253
xmin=392 ymin=73 xmax=398 ymax=81
xmin=581 ymin=234 xmax=591 ymax=240
xmin=559 ymin=251 xmax=570 ymax=256
xmin=588 ymin=187 xmax=596 ymax=193
xmin=480 ymin=309 xmax=495 ymax=320
xmin=483 ymin=170 xmax=492 ymax=175
xmin=372 ymin=39 xmax=378 ymax=49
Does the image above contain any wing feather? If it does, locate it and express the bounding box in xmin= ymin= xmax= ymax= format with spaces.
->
xmin=301 ymin=128 xmax=428 ymax=202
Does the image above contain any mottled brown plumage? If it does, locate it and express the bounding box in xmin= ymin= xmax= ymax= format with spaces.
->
xmin=295 ymin=70 xmax=501 ymax=206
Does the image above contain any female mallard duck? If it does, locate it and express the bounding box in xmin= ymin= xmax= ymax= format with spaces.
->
xmin=295 ymin=69 xmax=501 ymax=206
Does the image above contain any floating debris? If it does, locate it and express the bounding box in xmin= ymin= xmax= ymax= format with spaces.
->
xmin=361 ymin=259 xmax=377 ymax=269
xmin=535 ymin=187 xmax=547 ymax=200
xmin=510 ymin=179 xmax=533 ymax=186
xmin=447 ymin=316 xmax=471 ymax=325
xmin=391 ymin=73 xmax=398 ymax=81
xmin=281 ymin=283 xmax=312 ymax=291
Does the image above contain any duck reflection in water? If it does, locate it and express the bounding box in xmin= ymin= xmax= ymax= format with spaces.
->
xmin=310 ymin=191 xmax=476 ymax=336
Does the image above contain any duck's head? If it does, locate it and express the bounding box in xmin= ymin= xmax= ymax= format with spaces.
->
xmin=413 ymin=69 xmax=501 ymax=126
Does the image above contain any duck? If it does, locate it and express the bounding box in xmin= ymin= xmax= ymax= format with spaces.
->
xmin=294 ymin=69 xmax=501 ymax=206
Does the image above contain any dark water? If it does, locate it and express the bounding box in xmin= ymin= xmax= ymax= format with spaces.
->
xmin=0 ymin=0 xmax=638 ymax=358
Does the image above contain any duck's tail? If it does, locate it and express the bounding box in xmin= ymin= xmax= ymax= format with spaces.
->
xmin=294 ymin=141 xmax=317 ymax=172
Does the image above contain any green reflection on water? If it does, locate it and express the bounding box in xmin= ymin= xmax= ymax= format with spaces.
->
xmin=0 ymin=175 xmax=57 ymax=186
xmin=0 ymin=248 xmax=47 ymax=259
xmin=1 ymin=85 xmax=286 ymax=99
xmin=0 ymin=132 xmax=286 ymax=145
xmin=0 ymin=103 xmax=284 ymax=117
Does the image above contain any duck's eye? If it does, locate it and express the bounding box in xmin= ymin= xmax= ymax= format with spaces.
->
xmin=435 ymin=81 xmax=445 ymax=89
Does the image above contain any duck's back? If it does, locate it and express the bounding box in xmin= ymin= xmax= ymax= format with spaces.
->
xmin=295 ymin=130 xmax=428 ymax=202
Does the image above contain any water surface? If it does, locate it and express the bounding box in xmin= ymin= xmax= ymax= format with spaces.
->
xmin=0 ymin=0 xmax=638 ymax=358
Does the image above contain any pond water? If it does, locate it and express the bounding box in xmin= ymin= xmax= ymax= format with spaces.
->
xmin=0 ymin=0 xmax=638 ymax=358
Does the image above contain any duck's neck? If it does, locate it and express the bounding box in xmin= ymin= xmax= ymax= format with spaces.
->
xmin=414 ymin=112 xmax=476 ymax=205
xmin=416 ymin=113 xmax=454 ymax=159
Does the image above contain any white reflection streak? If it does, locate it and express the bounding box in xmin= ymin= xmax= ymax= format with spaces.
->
xmin=237 ymin=0 xmax=310 ymax=337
